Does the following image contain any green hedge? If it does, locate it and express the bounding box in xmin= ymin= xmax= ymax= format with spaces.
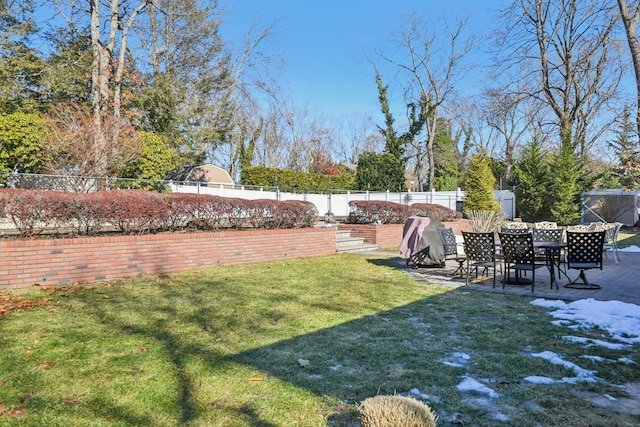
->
xmin=241 ymin=166 xmax=356 ymax=191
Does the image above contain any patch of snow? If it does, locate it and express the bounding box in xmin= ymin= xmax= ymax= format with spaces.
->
xmin=524 ymin=376 xmax=556 ymax=384
xmin=531 ymin=351 xmax=597 ymax=383
xmin=441 ymin=352 xmax=471 ymax=368
xmin=409 ymin=388 xmax=440 ymax=403
xmin=618 ymin=245 xmax=640 ymax=252
xmin=457 ymin=376 xmax=499 ymax=398
xmin=581 ymin=355 xmax=605 ymax=362
xmin=531 ymin=298 xmax=640 ymax=345
xmin=562 ymin=335 xmax=628 ymax=350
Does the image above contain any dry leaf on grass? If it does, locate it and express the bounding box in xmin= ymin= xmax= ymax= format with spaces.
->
xmin=3 ymin=406 xmax=26 ymax=417
xmin=39 ymin=362 xmax=55 ymax=370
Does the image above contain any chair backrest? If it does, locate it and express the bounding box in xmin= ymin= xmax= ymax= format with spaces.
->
xmin=532 ymin=228 xmax=563 ymax=243
xmin=502 ymin=222 xmax=529 ymax=230
xmin=499 ymin=232 xmax=536 ymax=265
xmin=567 ymin=224 xmax=591 ymax=232
xmin=566 ymin=230 xmax=605 ymax=267
xmin=438 ymin=227 xmax=458 ymax=256
xmin=604 ymin=222 xmax=623 ymax=243
xmin=500 ymin=227 xmax=530 ymax=235
xmin=534 ymin=221 xmax=557 ymax=230
xmin=588 ymin=222 xmax=607 ymax=232
xmin=462 ymin=232 xmax=496 ymax=262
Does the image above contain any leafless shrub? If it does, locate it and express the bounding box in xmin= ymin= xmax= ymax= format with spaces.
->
xmin=358 ymin=395 xmax=437 ymax=427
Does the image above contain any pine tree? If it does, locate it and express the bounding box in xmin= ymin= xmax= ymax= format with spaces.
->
xmin=433 ymin=119 xmax=459 ymax=191
xmin=512 ymin=137 xmax=552 ymax=221
xmin=549 ymin=134 xmax=583 ymax=225
xmin=463 ymin=152 xmax=501 ymax=213
xmin=0 ymin=0 xmax=44 ymax=114
xmin=609 ymin=106 xmax=640 ymax=188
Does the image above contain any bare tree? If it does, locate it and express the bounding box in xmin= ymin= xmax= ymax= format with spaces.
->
xmin=482 ymin=70 xmax=542 ymax=181
xmin=618 ymin=0 xmax=640 ymax=140
xmin=333 ymin=112 xmax=383 ymax=164
xmin=53 ymin=0 xmax=151 ymax=176
xmin=379 ymin=13 xmax=475 ymax=190
xmin=496 ymin=0 xmax=622 ymax=154
xmin=42 ymin=103 xmax=142 ymax=180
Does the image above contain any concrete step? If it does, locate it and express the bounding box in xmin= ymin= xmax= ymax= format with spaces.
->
xmin=335 ymin=230 xmax=379 ymax=253
xmin=336 ymin=243 xmax=380 ymax=253
xmin=336 ymin=236 xmax=367 ymax=248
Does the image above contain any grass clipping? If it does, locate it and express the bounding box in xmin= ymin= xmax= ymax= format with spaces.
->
xmin=358 ymin=395 xmax=437 ymax=427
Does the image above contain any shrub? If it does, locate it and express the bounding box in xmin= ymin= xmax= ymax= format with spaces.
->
xmin=100 ymin=190 xmax=169 ymax=234
xmin=0 ymin=189 xmax=52 ymax=236
xmin=410 ymin=203 xmax=462 ymax=222
xmin=69 ymin=191 xmax=115 ymax=235
xmin=273 ymin=200 xmax=319 ymax=228
xmin=245 ymin=199 xmax=278 ymax=229
xmin=0 ymin=189 xmax=321 ymax=238
xmin=241 ymin=165 xmax=356 ymax=191
xmin=358 ymin=395 xmax=437 ymax=427
xmin=345 ymin=201 xmax=461 ymax=224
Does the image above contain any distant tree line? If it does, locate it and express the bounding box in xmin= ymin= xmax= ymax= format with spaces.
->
xmin=2 ymin=1 xmax=640 ymax=225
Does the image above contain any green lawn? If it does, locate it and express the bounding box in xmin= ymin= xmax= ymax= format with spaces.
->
xmin=618 ymin=230 xmax=640 ymax=248
xmin=0 ymin=253 xmax=638 ymax=426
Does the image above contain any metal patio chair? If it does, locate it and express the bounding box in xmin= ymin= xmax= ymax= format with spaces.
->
xmin=565 ymin=230 xmax=605 ymax=289
xmin=438 ymin=227 xmax=467 ymax=278
xmin=462 ymin=231 xmax=498 ymax=287
xmin=499 ymin=231 xmax=545 ymax=293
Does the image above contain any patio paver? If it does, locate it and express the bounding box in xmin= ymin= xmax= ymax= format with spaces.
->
xmin=370 ymin=250 xmax=640 ymax=305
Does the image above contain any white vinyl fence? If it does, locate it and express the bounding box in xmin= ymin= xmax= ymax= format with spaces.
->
xmin=168 ymin=183 xmax=516 ymax=220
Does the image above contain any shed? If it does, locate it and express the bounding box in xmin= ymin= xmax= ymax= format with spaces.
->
xmin=581 ymin=190 xmax=638 ymax=226
xmin=166 ymin=164 xmax=234 ymax=187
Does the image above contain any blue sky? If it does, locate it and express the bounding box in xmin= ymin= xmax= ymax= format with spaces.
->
xmin=220 ymin=1 xmax=504 ymax=118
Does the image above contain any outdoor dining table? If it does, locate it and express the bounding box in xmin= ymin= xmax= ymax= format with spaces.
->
xmin=534 ymin=241 xmax=567 ymax=290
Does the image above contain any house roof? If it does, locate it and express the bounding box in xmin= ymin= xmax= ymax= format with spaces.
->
xmin=166 ymin=164 xmax=234 ymax=185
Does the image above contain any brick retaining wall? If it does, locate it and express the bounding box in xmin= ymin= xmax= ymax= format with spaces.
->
xmin=0 ymin=228 xmax=336 ymax=289
xmin=338 ymin=220 xmax=473 ymax=248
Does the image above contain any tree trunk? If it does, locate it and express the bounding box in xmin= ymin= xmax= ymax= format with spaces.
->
xmin=618 ymin=0 xmax=640 ymax=141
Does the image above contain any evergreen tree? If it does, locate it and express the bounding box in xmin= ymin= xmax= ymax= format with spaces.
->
xmin=463 ymin=152 xmax=501 ymax=213
xmin=41 ymin=28 xmax=92 ymax=107
xmin=0 ymin=0 xmax=44 ymax=114
xmin=598 ymin=164 xmax=623 ymax=189
xmin=512 ymin=137 xmax=552 ymax=221
xmin=0 ymin=111 xmax=45 ymax=174
xmin=355 ymin=152 xmax=404 ymax=191
xmin=375 ymin=73 xmax=406 ymax=191
xmin=549 ymin=133 xmax=583 ymax=225
xmin=609 ymin=105 xmax=640 ymax=188
xmin=118 ymin=131 xmax=179 ymax=189
xmin=433 ymin=119 xmax=459 ymax=191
